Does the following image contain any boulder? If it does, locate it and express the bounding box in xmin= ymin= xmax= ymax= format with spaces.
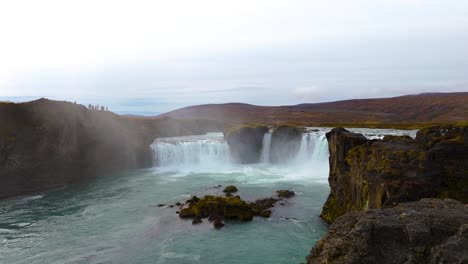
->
xmin=178 ymin=193 xmax=280 ymax=225
xmin=250 ymin=198 xmax=278 ymax=217
xmin=213 ymin=219 xmax=225 ymax=229
xmin=307 ymin=199 xmax=468 ymax=264
xmin=223 ymin=185 xmax=238 ymax=193
xmin=224 ymin=125 xmax=269 ymax=163
xmin=276 ymin=190 xmax=295 ymax=198
xmin=192 ymin=217 xmax=203 ymax=225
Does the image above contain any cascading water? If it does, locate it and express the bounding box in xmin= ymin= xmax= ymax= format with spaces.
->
xmin=151 ymin=133 xmax=231 ymax=170
xmin=260 ymin=131 xmax=272 ymax=163
xmin=294 ymin=132 xmax=329 ymax=165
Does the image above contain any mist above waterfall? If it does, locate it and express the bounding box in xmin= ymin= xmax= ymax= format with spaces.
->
xmin=150 ymin=129 xmax=331 ymax=180
xmin=150 ymin=127 xmax=417 ymax=180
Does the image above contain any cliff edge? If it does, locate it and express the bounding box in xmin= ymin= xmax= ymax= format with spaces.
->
xmin=321 ymin=125 xmax=468 ymax=224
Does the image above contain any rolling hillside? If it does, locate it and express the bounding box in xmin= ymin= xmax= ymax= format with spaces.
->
xmin=160 ymin=93 xmax=468 ymax=126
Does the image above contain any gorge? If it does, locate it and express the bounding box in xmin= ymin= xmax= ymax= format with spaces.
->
xmin=0 ymin=98 xmax=467 ymax=264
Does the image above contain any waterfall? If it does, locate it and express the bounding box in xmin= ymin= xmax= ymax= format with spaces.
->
xmin=151 ymin=131 xmax=330 ymax=175
xmin=260 ymin=131 xmax=272 ymax=163
xmin=151 ymin=133 xmax=231 ymax=170
xmin=292 ymin=132 xmax=329 ymax=165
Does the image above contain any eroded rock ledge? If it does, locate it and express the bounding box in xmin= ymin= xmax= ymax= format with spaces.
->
xmin=321 ymin=125 xmax=468 ymax=224
xmin=308 ymin=198 xmax=468 ymax=264
xmin=307 ymin=125 xmax=468 ymax=264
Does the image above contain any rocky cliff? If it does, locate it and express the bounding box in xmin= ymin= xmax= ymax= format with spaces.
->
xmin=307 ymin=125 xmax=468 ymax=263
xmin=224 ymin=125 xmax=269 ymax=163
xmin=321 ymin=125 xmax=468 ymax=224
xmin=308 ymin=198 xmax=468 ymax=264
xmin=0 ymin=98 xmax=223 ymax=199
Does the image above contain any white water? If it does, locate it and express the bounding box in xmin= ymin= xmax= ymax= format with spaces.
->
xmin=151 ymin=130 xmax=331 ymax=181
xmin=150 ymin=127 xmax=417 ymax=177
xmin=260 ymin=131 xmax=272 ymax=163
xmin=151 ymin=133 xmax=231 ymax=171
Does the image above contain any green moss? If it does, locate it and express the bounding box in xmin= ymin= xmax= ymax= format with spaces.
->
xmin=179 ymin=194 xmax=268 ymax=221
xmin=320 ymin=194 xmax=338 ymax=224
xmin=345 ymin=145 xmax=367 ymax=166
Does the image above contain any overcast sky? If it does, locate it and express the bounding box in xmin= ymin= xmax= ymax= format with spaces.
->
xmin=1 ymin=0 xmax=467 ymax=114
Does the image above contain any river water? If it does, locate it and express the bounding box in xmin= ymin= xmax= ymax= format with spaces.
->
xmin=0 ymin=128 xmax=417 ymax=264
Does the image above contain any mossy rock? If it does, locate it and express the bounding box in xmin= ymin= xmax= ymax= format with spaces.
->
xmin=276 ymin=190 xmax=295 ymax=198
xmin=224 ymin=203 xmax=253 ymax=221
xmin=179 ymin=194 xmax=280 ymax=224
xmin=223 ymin=185 xmax=238 ymax=193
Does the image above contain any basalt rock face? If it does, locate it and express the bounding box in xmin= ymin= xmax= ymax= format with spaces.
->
xmin=321 ymin=125 xmax=468 ymax=224
xmin=269 ymin=125 xmax=303 ymax=163
xmin=307 ymin=198 xmax=468 ymax=264
xmin=224 ymin=125 xmax=269 ymax=163
xmin=320 ymin=127 xmax=368 ymax=223
xmin=0 ymin=99 xmax=223 ymax=199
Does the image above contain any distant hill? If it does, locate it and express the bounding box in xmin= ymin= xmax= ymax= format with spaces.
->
xmin=160 ymin=92 xmax=468 ymax=125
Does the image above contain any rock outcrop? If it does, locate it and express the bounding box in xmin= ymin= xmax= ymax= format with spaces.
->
xmin=178 ymin=189 xmax=296 ymax=226
xmin=224 ymin=125 xmax=269 ymax=163
xmin=0 ymin=98 xmax=223 ymax=199
xmin=320 ymin=127 xmax=368 ymax=223
xmin=321 ymin=125 xmax=468 ymax=224
xmin=307 ymin=198 xmax=468 ymax=264
xmin=269 ymin=125 xmax=303 ymax=163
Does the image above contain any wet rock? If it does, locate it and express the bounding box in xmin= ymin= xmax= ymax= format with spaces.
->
xmin=276 ymin=190 xmax=295 ymax=198
xmin=307 ymin=199 xmax=468 ymax=264
xmin=186 ymin=196 xmax=199 ymax=205
xmin=223 ymin=185 xmax=238 ymax=193
xmin=250 ymin=198 xmax=277 ymax=217
xmin=175 ymin=202 xmax=182 ymax=206
xmin=213 ymin=219 xmax=225 ymax=229
xmin=157 ymin=204 xmax=166 ymax=207
xmin=169 ymin=205 xmax=174 ymax=208
xmin=178 ymin=194 xmax=280 ymax=225
xmin=192 ymin=217 xmax=203 ymax=225
xmin=208 ymin=214 xmax=222 ymax=223
xmin=224 ymin=125 xmax=269 ymax=163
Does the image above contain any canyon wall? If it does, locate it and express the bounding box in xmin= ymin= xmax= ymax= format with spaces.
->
xmin=307 ymin=125 xmax=468 ymax=263
xmin=0 ymin=99 xmax=223 ymax=199
xmin=321 ymin=125 xmax=468 ymax=224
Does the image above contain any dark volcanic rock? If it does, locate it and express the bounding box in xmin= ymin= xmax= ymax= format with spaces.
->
xmin=321 ymin=127 xmax=368 ymax=223
xmin=192 ymin=217 xmax=203 ymax=225
xmin=179 ymin=194 xmax=280 ymax=224
xmin=276 ymin=190 xmax=295 ymax=198
xmin=223 ymin=185 xmax=238 ymax=193
xmin=213 ymin=219 xmax=225 ymax=229
xmin=224 ymin=125 xmax=269 ymax=163
xmin=307 ymin=199 xmax=468 ymax=264
xmin=269 ymin=125 xmax=303 ymax=163
xmin=250 ymin=198 xmax=278 ymax=217
xmin=321 ymin=125 xmax=468 ymax=224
